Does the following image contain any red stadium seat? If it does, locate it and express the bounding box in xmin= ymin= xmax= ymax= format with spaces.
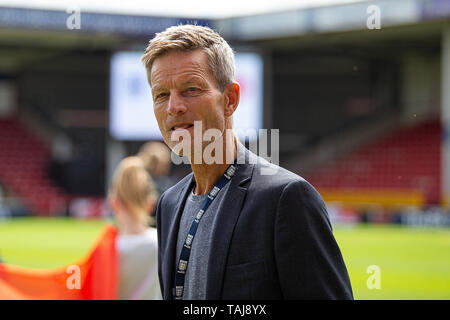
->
xmin=306 ymin=119 xmax=441 ymax=205
xmin=0 ymin=118 xmax=68 ymax=215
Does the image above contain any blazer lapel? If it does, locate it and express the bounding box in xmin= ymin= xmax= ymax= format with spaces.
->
xmin=205 ymin=146 xmax=255 ymax=299
xmin=163 ymin=173 xmax=194 ymax=300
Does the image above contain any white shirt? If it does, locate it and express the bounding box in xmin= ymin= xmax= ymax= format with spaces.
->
xmin=116 ymin=228 xmax=162 ymax=300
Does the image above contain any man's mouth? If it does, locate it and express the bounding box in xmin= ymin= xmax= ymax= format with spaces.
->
xmin=171 ymin=124 xmax=194 ymax=131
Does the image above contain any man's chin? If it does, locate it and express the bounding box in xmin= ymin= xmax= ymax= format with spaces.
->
xmin=167 ymin=140 xmax=193 ymax=157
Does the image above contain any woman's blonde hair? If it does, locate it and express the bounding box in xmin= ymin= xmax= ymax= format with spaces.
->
xmin=110 ymin=156 xmax=158 ymax=226
xmin=137 ymin=141 xmax=171 ymax=176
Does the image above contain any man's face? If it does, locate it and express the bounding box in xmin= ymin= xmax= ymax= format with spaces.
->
xmin=150 ymin=49 xmax=227 ymax=157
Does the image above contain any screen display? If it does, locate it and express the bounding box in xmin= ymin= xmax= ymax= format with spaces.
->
xmin=109 ymin=51 xmax=263 ymax=140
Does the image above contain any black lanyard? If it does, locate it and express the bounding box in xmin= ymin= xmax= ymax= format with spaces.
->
xmin=173 ymin=161 xmax=237 ymax=300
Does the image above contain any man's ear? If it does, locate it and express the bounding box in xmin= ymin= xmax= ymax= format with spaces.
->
xmin=223 ymin=82 xmax=240 ymax=117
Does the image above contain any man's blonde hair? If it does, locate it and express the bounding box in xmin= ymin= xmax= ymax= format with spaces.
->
xmin=142 ymin=24 xmax=235 ymax=92
xmin=110 ymin=156 xmax=158 ymax=226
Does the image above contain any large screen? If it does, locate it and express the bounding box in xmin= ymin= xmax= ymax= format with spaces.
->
xmin=110 ymin=51 xmax=263 ymax=140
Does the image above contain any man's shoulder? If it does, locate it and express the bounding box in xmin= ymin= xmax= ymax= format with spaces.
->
xmin=251 ymin=155 xmax=308 ymax=190
xmin=159 ymin=172 xmax=193 ymax=206
xmin=250 ymin=156 xmax=329 ymax=223
xmin=250 ymin=154 xmax=326 ymax=203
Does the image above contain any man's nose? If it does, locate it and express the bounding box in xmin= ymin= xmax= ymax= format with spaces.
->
xmin=167 ymin=92 xmax=187 ymax=116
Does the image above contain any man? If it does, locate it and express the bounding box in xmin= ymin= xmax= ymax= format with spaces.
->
xmin=142 ymin=24 xmax=353 ymax=300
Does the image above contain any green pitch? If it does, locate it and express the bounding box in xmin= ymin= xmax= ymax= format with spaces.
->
xmin=0 ymin=218 xmax=111 ymax=269
xmin=0 ymin=217 xmax=449 ymax=299
xmin=335 ymin=224 xmax=450 ymax=300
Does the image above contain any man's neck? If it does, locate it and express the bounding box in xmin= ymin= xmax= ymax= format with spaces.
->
xmin=191 ymin=134 xmax=238 ymax=195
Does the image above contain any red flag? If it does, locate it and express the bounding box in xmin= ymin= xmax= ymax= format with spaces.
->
xmin=0 ymin=224 xmax=118 ymax=300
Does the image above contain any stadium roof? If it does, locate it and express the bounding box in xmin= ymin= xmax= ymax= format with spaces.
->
xmin=0 ymin=0 xmax=367 ymax=19
xmin=0 ymin=0 xmax=448 ymax=39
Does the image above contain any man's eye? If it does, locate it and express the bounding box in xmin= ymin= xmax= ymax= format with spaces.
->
xmin=155 ymin=92 xmax=168 ymax=100
xmin=188 ymin=87 xmax=199 ymax=92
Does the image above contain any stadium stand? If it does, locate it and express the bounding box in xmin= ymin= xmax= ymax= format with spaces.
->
xmin=0 ymin=117 xmax=67 ymax=215
xmin=306 ymin=118 xmax=441 ymax=206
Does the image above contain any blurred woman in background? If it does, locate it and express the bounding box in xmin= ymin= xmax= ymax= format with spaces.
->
xmin=109 ymin=156 xmax=161 ymax=300
xmin=137 ymin=141 xmax=176 ymax=226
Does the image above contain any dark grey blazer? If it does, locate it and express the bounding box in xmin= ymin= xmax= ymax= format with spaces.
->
xmin=156 ymin=145 xmax=353 ymax=300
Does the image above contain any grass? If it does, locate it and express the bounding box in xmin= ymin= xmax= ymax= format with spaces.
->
xmin=0 ymin=217 xmax=449 ymax=299
xmin=0 ymin=217 xmax=110 ymax=269
xmin=334 ymin=224 xmax=450 ymax=299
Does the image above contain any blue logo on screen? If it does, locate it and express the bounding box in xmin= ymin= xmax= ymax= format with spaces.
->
xmin=128 ymin=76 xmax=141 ymax=96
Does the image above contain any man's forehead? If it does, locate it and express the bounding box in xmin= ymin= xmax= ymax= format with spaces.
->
xmin=150 ymin=50 xmax=212 ymax=86
xmin=152 ymin=50 xmax=208 ymax=72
